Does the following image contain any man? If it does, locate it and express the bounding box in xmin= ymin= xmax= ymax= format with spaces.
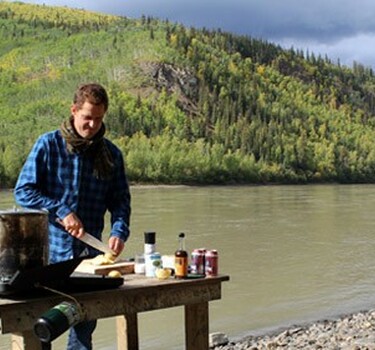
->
xmin=14 ymin=83 xmax=131 ymax=349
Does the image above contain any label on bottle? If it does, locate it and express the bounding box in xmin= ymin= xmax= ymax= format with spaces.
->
xmin=145 ymin=252 xmax=162 ymax=277
xmin=175 ymin=256 xmax=188 ymax=278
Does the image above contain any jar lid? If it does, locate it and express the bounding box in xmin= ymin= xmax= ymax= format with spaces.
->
xmin=144 ymin=231 xmax=156 ymax=244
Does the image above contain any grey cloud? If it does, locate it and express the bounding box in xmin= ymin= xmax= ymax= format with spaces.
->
xmin=17 ymin=0 xmax=375 ymax=41
xmin=11 ymin=0 xmax=375 ymax=68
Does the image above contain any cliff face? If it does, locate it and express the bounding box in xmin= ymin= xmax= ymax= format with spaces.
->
xmin=140 ymin=61 xmax=199 ymax=115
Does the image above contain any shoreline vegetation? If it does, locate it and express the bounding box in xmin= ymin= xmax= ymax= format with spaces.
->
xmin=0 ymin=182 xmax=360 ymax=192
xmin=213 ymin=309 xmax=375 ymax=349
xmin=2 ymin=2 xmax=375 ymax=188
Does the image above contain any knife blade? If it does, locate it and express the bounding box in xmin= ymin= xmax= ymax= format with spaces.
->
xmin=79 ymin=232 xmax=117 ymax=256
xmin=55 ymin=219 xmax=117 ymax=257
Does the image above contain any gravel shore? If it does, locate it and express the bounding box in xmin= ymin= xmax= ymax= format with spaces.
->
xmin=213 ymin=309 xmax=375 ymax=350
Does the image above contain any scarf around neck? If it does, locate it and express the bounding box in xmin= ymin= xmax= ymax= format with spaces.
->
xmin=60 ymin=118 xmax=114 ymax=180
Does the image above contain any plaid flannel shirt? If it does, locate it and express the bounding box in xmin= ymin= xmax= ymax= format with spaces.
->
xmin=14 ymin=130 xmax=131 ymax=263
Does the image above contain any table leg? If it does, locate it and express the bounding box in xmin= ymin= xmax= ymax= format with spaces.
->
xmin=185 ymin=302 xmax=209 ymax=350
xmin=116 ymin=313 xmax=139 ymax=350
xmin=11 ymin=331 xmax=42 ymax=350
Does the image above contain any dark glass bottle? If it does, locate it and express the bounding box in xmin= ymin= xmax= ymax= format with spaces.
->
xmin=175 ymin=232 xmax=188 ymax=279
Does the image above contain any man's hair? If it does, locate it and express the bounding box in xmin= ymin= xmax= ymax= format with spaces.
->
xmin=73 ymin=83 xmax=109 ymax=111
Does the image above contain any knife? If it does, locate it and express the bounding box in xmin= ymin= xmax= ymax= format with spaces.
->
xmin=55 ymin=219 xmax=116 ymax=256
xmin=79 ymin=232 xmax=117 ymax=256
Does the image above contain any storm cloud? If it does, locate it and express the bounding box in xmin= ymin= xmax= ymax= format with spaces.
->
xmin=11 ymin=0 xmax=375 ymax=68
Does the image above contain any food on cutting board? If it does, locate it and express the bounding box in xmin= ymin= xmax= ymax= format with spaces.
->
xmin=107 ymin=270 xmax=122 ymax=278
xmin=91 ymin=253 xmax=117 ymax=266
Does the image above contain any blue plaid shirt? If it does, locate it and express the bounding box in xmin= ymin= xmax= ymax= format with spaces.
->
xmin=14 ymin=130 xmax=131 ymax=263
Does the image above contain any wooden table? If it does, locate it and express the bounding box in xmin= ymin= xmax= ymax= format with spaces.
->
xmin=0 ymin=274 xmax=229 ymax=349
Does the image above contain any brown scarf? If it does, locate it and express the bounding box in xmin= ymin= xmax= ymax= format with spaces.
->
xmin=60 ymin=118 xmax=114 ymax=180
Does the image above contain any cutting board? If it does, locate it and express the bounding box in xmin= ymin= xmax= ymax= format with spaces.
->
xmin=75 ymin=258 xmax=134 ymax=276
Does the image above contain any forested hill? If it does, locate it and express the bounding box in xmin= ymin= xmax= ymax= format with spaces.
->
xmin=1 ymin=1 xmax=375 ymax=187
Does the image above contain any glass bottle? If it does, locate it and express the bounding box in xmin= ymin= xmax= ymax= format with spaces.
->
xmin=175 ymin=232 xmax=188 ymax=279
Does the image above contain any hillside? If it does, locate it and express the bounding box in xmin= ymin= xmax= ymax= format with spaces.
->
xmin=1 ymin=1 xmax=375 ymax=186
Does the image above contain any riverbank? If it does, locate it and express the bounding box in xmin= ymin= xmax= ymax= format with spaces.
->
xmin=213 ymin=309 xmax=375 ymax=349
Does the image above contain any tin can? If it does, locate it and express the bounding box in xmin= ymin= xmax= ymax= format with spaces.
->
xmin=145 ymin=252 xmax=162 ymax=277
xmin=34 ymin=301 xmax=82 ymax=343
xmin=190 ymin=249 xmax=205 ymax=275
xmin=205 ymin=250 xmax=218 ymax=277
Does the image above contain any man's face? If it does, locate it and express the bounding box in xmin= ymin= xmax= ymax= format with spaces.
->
xmin=71 ymin=101 xmax=106 ymax=139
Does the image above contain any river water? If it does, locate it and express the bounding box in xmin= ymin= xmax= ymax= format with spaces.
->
xmin=1 ymin=184 xmax=375 ymax=349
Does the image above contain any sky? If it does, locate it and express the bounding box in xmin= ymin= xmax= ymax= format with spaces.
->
xmin=10 ymin=0 xmax=375 ymax=70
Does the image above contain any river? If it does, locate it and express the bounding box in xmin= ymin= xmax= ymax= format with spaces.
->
xmin=1 ymin=184 xmax=375 ymax=349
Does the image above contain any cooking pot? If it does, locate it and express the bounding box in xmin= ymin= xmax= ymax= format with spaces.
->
xmin=0 ymin=208 xmax=49 ymax=281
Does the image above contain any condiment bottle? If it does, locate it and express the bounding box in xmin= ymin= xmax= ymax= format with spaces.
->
xmin=144 ymin=231 xmax=158 ymax=277
xmin=175 ymin=232 xmax=188 ymax=279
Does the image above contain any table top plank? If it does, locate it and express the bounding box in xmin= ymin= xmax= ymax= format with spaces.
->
xmin=0 ymin=274 xmax=229 ymax=334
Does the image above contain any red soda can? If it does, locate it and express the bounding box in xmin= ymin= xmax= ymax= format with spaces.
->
xmin=205 ymin=250 xmax=218 ymax=277
xmin=191 ymin=249 xmax=205 ymax=275
xmin=200 ymin=248 xmax=206 ymax=273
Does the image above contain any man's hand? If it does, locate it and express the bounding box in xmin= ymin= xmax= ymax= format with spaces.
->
xmin=109 ymin=236 xmax=124 ymax=256
xmin=61 ymin=212 xmax=85 ymax=238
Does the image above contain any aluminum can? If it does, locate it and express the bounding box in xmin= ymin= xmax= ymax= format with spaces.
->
xmin=190 ymin=249 xmax=205 ymax=275
xmin=205 ymin=249 xmax=218 ymax=277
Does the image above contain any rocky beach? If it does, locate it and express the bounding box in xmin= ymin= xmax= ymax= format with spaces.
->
xmin=212 ymin=309 xmax=375 ymax=349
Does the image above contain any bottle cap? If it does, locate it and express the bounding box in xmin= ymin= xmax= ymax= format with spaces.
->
xmin=144 ymin=231 xmax=156 ymax=244
xmin=179 ymin=232 xmax=185 ymax=239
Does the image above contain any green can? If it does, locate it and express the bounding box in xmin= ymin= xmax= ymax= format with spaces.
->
xmin=34 ymin=301 xmax=82 ymax=343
